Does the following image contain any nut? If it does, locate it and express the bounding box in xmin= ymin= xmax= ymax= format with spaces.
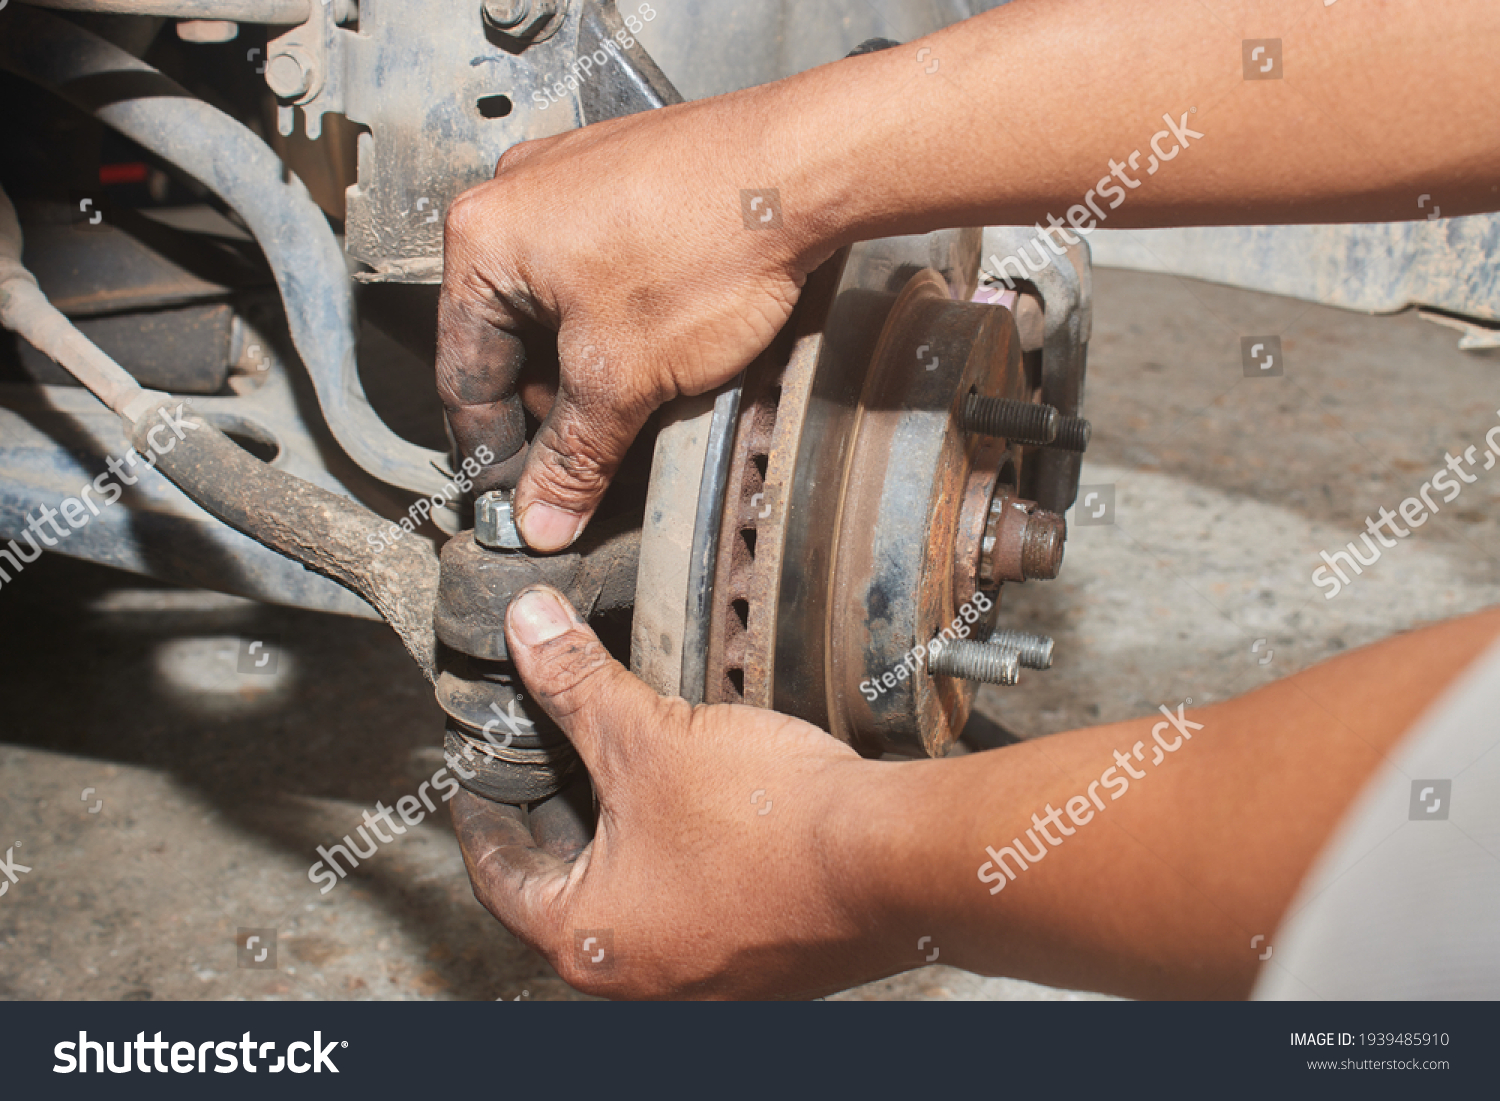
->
xmin=482 ymin=0 xmax=531 ymax=25
xmin=474 ymin=490 xmax=524 ymax=551
xmin=265 ymin=46 xmax=319 ymax=101
xmin=980 ymin=489 xmax=1066 ymax=583
xmin=481 ymin=0 xmax=562 ymax=41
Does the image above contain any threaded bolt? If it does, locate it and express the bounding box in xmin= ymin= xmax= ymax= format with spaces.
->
xmin=962 ymin=395 xmax=1058 ymax=446
xmin=1052 ymin=415 xmax=1092 ymax=452
xmin=988 ymin=630 xmax=1054 ymax=670
xmin=1020 ymin=511 xmax=1066 ymax=579
xmin=928 ymin=639 xmax=1020 ymax=685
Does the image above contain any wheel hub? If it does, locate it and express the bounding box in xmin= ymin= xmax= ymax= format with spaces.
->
xmin=636 ymin=230 xmax=1081 ymax=757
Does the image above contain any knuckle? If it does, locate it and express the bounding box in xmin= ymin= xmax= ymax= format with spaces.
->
xmin=442 ymin=186 xmax=490 ymax=245
xmin=467 ymin=867 xmax=506 ymax=923
xmin=495 ymin=130 xmax=569 ymax=177
xmin=494 ymin=139 xmax=539 ymax=176
xmin=551 ymin=953 xmax=655 ymax=1000
xmin=527 ymin=422 xmax=616 ymax=499
xmin=551 ymin=954 xmax=594 ymax=993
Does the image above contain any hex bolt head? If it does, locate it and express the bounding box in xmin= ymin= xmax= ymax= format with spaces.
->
xmin=481 ymin=0 xmax=560 ymax=39
xmin=474 ymin=490 xmax=524 ymax=551
xmin=481 ymin=0 xmax=531 ymax=26
xmin=987 ymin=630 xmax=1055 ymax=670
xmin=928 ymin=639 xmax=1020 ymax=685
xmin=265 ymin=47 xmax=317 ymax=100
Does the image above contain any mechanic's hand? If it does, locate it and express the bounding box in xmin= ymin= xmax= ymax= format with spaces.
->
xmin=437 ymin=90 xmax=823 ymax=552
xmin=451 ymin=586 xmax=902 ymax=999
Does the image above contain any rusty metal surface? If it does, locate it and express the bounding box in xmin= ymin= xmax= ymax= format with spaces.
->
xmin=701 ymin=282 xmax=818 ymax=707
xmin=693 ymin=229 xmax=1054 ymax=757
xmin=0 ymin=267 xmax=428 ymax=617
xmin=272 ymin=0 xmax=682 ymax=283
xmin=0 ymin=7 xmax=456 ymax=494
xmin=982 ymin=230 xmax=1091 ymax=514
xmin=432 ymin=523 xmax=640 ymax=662
xmin=435 ymin=660 xmax=581 ymax=804
xmin=980 ymin=487 xmax=1065 ymax=584
xmin=735 ymin=279 xmax=837 ymax=711
xmin=432 ymin=516 xmax=638 ymax=806
xmin=0 ymin=384 xmax=381 ymax=618
xmin=121 ymin=382 xmax=633 ymax=804
xmin=127 ymin=396 xmax=444 ymax=680
xmin=950 ymin=435 xmax=1009 ymax=613
xmin=825 ymin=271 xmax=1021 ymax=757
xmin=760 ymin=232 xmax=982 ymax=735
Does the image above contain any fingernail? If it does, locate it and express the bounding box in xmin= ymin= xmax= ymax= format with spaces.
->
xmin=519 ymin=503 xmax=585 ymax=551
xmin=510 ymin=588 xmax=572 ymax=646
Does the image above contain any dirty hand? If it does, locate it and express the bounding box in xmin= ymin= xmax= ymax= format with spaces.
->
xmin=436 ymin=87 xmax=833 ymax=553
xmin=450 ymin=586 xmax=907 ymax=999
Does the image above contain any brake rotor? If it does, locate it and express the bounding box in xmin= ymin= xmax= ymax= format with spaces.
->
xmin=634 ymin=230 xmax=1039 ymax=758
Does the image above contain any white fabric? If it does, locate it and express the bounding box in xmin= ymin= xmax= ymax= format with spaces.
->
xmin=1254 ymin=641 xmax=1500 ymax=999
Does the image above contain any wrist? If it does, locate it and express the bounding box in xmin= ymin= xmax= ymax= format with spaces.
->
xmin=739 ymin=49 xmax=920 ymax=276
xmin=814 ymin=755 xmax=954 ymax=981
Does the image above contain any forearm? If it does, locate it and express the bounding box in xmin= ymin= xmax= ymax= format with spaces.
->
xmin=831 ymin=606 xmax=1500 ymax=999
xmin=747 ymin=0 xmax=1500 ymax=268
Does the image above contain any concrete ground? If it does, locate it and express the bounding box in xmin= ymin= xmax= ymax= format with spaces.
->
xmin=2 ymin=266 xmax=1496 ymax=1002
